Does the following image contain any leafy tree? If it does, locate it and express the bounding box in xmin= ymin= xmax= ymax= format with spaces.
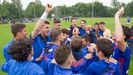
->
xmin=126 ymin=1 xmax=133 ymax=17
xmin=24 ymin=2 xmax=44 ymax=18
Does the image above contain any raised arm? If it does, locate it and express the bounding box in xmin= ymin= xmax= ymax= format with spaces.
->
xmin=31 ymin=4 xmax=52 ymax=39
xmin=115 ymin=7 xmax=126 ymax=52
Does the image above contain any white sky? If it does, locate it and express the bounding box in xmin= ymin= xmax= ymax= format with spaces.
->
xmin=0 ymin=0 xmax=132 ymax=9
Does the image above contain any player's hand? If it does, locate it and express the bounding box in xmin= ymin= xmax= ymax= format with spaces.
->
xmin=86 ymin=30 xmax=90 ymax=34
xmin=47 ymin=42 xmax=54 ymax=44
xmin=115 ymin=7 xmax=124 ymax=17
xmin=36 ymin=51 xmax=44 ymax=61
xmin=85 ymin=25 xmax=91 ymax=34
xmin=45 ymin=4 xmax=52 ymax=13
xmin=51 ymin=59 xmax=57 ymax=64
xmin=85 ymin=53 xmax=93 ymax=59
xmin=72 ymin=27 xmax=79 ymax=35
xmin=90 ymin=43 xmax=97 ymax=50
xmin=109 ymin=58 xmax=117 ymax=65
xmin=88 ymin=43 xmax=96 ymax=53
xmin=88 ymin=46 xmax=94 ymax=53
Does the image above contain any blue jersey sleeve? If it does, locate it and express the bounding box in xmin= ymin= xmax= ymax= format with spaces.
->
xmin=122 ymin=46 xmax=131 ymax=57
xmin=48 ymin=63 xmax=56 ymax=75
xmin=104 ymin=62 xmax=120 ymax=75
xmin=113 ymin=62 xmax=121 ymax=75
xmin=113 ymin=46 xmax=131 ymax=62
xmin=84 ymin=63 xmax=94 ymax=75
xmin=1 ymin=59 xmax=15 ymax=73
xmin=30 ymin=63 xmax=45 ymax=75
xmin=121 ymin=46 xmax=131 ymax=75
xmin=3 ymin=46 xmax=12 ymax=61
xmin=113 ymin=46 xmax=131 ymax=75
xmin=81 ymin=47 xmax=88 ymax=57
xmin=39 ymin=58 xmax=51 ymax=74
xmin=32 ymin=57 xmax=37 ymax=63
xmin=71 ymin=57 xmax=89 ymax=73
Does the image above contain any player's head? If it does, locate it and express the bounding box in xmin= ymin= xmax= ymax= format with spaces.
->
xmin=81 ymin=34 xmax=91 ymax=48
xmin=96 ymin=38 xmax=113 ymax=59
xmin=41 ymin=21 xmax=50 ymax=36
xmin=72 ymin=27 xmax=79 ymax=36
xmin=93 ymin=23 xmax=99 ymax=31
xmin=10 ymin=19 xmax=16 ymax=25
xmin=51 ymin=29 xmax=62 ymax=42
xmin=81 ymin=20 xmax=86 ymax=28
xmin=55 ymin=44 xmax=75 ymax=66
xmin=85 ymin=25 xmax=91 ymax=31
xmin=71 ymin=18 xmax=77 ymax=26
xmin=61 ymin=28 xmax=69 ymax=42
xmin=53 ymin=19 xmax=61 ymax=30
xmin=99 ymin=22 xmax=105 ymax=31
xmin=71 ymin=37 xmax=82 ymax=51
xmin=11 ymin=24 xmax=27 ymax=39
xmin=9 ymin=38 xmax=33 ymax=61
xmin=122 ymin=25 xmax=133 ymax=41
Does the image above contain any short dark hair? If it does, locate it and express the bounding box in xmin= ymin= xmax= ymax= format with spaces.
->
xmin=55 ymin=45 xmax=71 ymax=65
xmin=61 ymin=28 xmax=69 ymax=35
xmin=44 ymin=21 xmax=50 ymax=24
xmin=99 ymin=22 xmax=105 ymax=25
xmin=9 ymin=38 xmax=33 ymax=61
xmin=50 ymin=29 xmax=61 ymax=42
xmin=94 ymin=22 xmax=99 ymax=25
xmin=10 ymin=19 xmax=16 ymax=24
xmin=54 ymin=19 xmax=61 ymax=24
xmin=11 ymin=24 xmax=26 ymax=37
xmin=71 ymin=37 xmax=82 ymax=51
xmin=96 ymin=38 xmax=113 ymax=58
xmin=122 ymin=25 xmax=133 ymax=41
xmin=71 ymin=17 xmax=77 ymax=22
xmin=81 ymin=34 xmax=91 ymax=43
xmin=81 ymin=20 xmax=86 ymax=23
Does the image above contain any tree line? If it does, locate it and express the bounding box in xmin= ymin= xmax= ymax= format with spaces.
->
xmin=0 ymin=0 xmax=133 ymax=19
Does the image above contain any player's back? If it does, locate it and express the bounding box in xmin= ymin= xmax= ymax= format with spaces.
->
xmin=1 ymin=59 xmax=45 ymax=75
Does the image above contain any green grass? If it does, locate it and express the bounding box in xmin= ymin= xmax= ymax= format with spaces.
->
xmin=0 ymin=18 xmax=133 ymax=75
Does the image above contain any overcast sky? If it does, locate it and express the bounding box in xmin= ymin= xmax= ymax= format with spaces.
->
xmin=0 ymin=0 xmax=132 ymax=9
